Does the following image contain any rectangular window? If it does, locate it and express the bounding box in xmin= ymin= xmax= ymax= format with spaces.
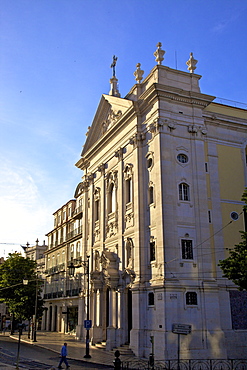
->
xmin=95 ymin=200 xmax=99 ymax=221
xmin=148 ymin=292 xmax=154 ymax=306
xmin=126 ymin=178 xmax=132 ymax=204
xmin=229 ymin=290 xmax=247 ymax=329
xmin=179 ymin=183 xmax=190 ymax=201
xmin=208 ymin=210 xmax=212 ymax=223
xmin=149 ymin=186 xmax=154 ymax=205
xmin=181 ymin=239 xmax=193 ymax=260
xmin=186 ymin=292 xmax=197 ymax=305
xmin=150 ymin=241 xmax=155 ymax=261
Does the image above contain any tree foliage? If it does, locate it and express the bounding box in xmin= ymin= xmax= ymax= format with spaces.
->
xmin=218 ymin=189 xmax=247 ymax=291
xmin=0 ymin=253 xmax=44 ymax=320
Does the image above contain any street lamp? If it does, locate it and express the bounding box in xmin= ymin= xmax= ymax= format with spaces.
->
xmin=32 ymin=278 xmax=38 ymax=342
xmin=68 ymin=255 xmax=91 ymax=358
xmin=23 ymin=277 xmax=39 ymax=342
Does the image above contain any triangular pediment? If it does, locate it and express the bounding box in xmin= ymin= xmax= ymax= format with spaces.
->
xmin=81 ymin=94 xmax=133 ymax=156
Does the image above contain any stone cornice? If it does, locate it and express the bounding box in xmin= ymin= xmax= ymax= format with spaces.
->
xmin=138 ymin=83 xmax=215 ymax=112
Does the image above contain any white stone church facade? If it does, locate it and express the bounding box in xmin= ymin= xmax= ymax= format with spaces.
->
xmin=43 ymin=44 xmax=247 ymax=360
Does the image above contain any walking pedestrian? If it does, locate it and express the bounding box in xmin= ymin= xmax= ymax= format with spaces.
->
xmin=58 ymin=342 xmax=70 ymax=369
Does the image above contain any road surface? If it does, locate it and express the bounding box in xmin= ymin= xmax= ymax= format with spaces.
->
xmin=0 ymin=335 xmax=112 ymax=369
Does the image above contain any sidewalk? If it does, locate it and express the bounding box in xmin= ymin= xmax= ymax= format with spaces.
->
xmin=8 ymin=331 xmax=129 ymax=368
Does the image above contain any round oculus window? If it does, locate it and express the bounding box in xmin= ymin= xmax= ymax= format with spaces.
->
xmin=177 ymin=153 xmax=188 ymax=163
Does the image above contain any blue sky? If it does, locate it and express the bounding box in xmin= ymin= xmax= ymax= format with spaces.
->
xmin=0 ymin=0 xmax=247 ymax=257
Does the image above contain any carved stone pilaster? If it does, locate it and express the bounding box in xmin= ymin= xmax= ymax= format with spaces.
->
xmin=115 ymin=148 xmax=124 ymax=160
xmin=166 ymin=119 xmax=177 ymax=131
xmin=97 ymin=163 xmax=105 ymax=173
xmin=148 ymin=118 xmax=165 ymax=137
xmin=129 ymin=132 xmax=146 ymax=148
xmin=188 ymin=125 xmax=207 ymax=136
xmin=85 ymin=173 xmax=94 ymax=185
xmin=188 ymin=125 xmax=198 ymax=134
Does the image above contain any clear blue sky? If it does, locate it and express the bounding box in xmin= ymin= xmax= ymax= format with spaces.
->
xmin=0 ymin=0 xmax=247 ymax=257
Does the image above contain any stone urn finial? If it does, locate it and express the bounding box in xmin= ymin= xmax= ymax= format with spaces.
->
xmin=186 ymin=52 xmax=198 ymax=73
xmin=134 ymin=63 xmax=144 ymax=83
xmin=154 ymin=42 xmax=165 ymax=65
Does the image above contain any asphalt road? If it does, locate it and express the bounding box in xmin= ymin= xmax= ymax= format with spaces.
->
xmin=0 ymin=335 xmax=112 ymax=369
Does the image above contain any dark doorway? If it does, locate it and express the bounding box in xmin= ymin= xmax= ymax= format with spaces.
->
xmin=106 ymin=288 xmax=110 ymax=329
xmin=49 ymin=306 xmax=52 ymax=331
xmin=54 ymin=305 xmax=57 ymax=331
xmin=67 ymin=306 xmax=78 ymax=333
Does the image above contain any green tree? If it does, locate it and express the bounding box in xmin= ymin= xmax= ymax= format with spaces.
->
xmin=218 ymin=189 xmax=247 ymax=291
xmin=0 ymin=253 xmax=44 ymax=321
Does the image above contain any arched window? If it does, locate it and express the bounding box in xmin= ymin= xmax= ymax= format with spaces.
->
xmin=94 ymin=187 xmax=100 ymax=222
xmin=179 ymin=183 xmax=190 ymax=201
xmin=76 ymin=242 xmax=80 ymax=257
xmin=70 ymin=245 xmax=74 ymax=261
xmin=124 ymin=164 xmax=133 ymax=206
xmin=108 ymin=183 xmax=116 ymax=213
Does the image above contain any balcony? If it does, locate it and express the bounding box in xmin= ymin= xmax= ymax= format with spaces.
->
xmin=72 ymin=206 xmax=83 ymax=219
xmin=43 ymin=276 xmax=83 ymax=300
xmin=45 ymin=263 xmax=65 ymax=276
xmin=66 ymin=226 xmax=82 ymax=241
xmin=66 ymin=288 xmax=81 ymax=297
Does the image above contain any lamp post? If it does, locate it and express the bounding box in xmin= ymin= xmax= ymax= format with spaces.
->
xmin=84 ymin=255 xmax=91 ymax=358
xmin=68 ymin=255 xmax=91 ymax=358
xmin=32 ymin=278 xmax=38 ymax=342
xmin=23 ymin=277 xmax=38 ymax=342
